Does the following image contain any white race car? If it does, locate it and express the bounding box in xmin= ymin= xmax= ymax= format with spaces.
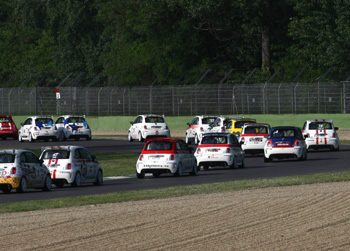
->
xmin=239 ymin=123 xmax=271 ymax=154
xmin=18 ymin=116 xmax=59 ymax=142
xmin=208 ymin=116 xmax=235 ymax=133
xmin=0 ymin=149 xmax=51 ymax=193
xmin=302 ymin=119 xmax=339 ymax=151
xmin=40 ymin=146 xmax=103 ymax=188
xmin=128 ymin=114 xmax=171 ymax=142
xmin=195 ymin=132 xmax=245 ymax=170
xmin=185 ymin=115 xmax=218 ymax=144
xmin=264 ymin=126 xmax=307 ymax=162
xmin=136 ymin=138 xmax=197 ymax=178
xmin=55 ymin=115 xmax=92 ymax=140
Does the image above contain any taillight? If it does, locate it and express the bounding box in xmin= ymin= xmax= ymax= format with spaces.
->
xmin=34 ymin=127 xmax=39 ymax=131
xmin=87 ymin=124 xmax=90 ymax=129
xmin=54 ymin=125 xmax=57 ymax=130
xmin=200 ymin=127 xmax=204 ymax=132
xmin=11 ymin=167 xmax=16 ymax=174
xmin=166 ymin=126 xmax=169 ymax=130
xmin=66 ymin=125 xmax=70 ymax=129
xmin=267 ymin=139 xmax=272 ymax=147
xmin=170 ymin=154 xmax=175 ymax=160
xmin=240 ymin=137 xmax=245 ymax=143
xmin=144 ymin=125 xmax=147 ymax=129
xmin=66 ymin=163 xmax=72 ymax=170
xmin=196 ymin=148 xmax=201 ymax=154
xmin=332 ymin=133 xmax=336 ymax=138
xmin=294 ymin=140 xmax=300 ymax=146
xmin=226 ymin=148 xmax=231 ymax=153
xmin=139 ymin=154 xmax=143 ymax=161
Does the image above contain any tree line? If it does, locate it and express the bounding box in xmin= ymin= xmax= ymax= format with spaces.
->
xmin=0 ymin=0 xmax=349 ymax=87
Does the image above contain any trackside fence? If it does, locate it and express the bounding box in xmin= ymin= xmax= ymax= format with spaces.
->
xmin=0 ymin=82 xmax=349 ymax=116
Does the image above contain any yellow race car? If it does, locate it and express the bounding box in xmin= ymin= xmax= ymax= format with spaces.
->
xmin=225 ymin=117 xmax=256 ymax=137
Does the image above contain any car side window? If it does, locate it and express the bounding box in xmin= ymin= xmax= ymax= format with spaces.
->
xmin=191 ymin=117 xmax=198 ymax=125
xmin=231 ymin=135 xmax=239 ymax=144
xmin=74 ymin=149 xmax=82 ymax=159
xmin=179 ymin=140 xmax=189 ymax=151
xmin=20 ymin=153 xmax=27 ymax=163
xmin=24 ymin=152 xmax=39 ymax=163
xmin=56 ymin=117 xmax=64 ymax=124
xmin=24 ymin=118 xmax=32 ymax=125
xmin=81 ymin=149 xmax=91 ymax=160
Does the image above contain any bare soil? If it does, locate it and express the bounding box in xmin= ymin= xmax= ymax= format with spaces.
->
xmin=2 ymin=181 xmax=350 ymax=250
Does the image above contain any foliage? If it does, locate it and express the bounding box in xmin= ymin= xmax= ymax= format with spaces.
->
xmin=0 ymin=1 xmax=350 ymax=86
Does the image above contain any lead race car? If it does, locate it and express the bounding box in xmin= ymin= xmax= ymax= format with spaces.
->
xmin=302 ymin=119 xmax=339 ymax=151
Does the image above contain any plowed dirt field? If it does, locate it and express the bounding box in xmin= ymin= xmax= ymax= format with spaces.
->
xmin=1 ymin=181 xmax=350 ymax=250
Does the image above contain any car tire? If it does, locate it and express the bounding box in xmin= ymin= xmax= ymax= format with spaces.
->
xmin=190 ymin=163 xmax=198 ymax=176
xmin=264 ymin=156 xmax=270 ymax=163
xmin=16 ymin=176 xmax=27 ymax=193
xmin=55 ymin=180 xmax=65 ymax=188
xmin=137 ymin=171 xmax=145 ymax=179
xmin=230 ymin=157 xmax=238 ymax=169
xmin=238 ymin=158 xmax=245 ymax=168
xmin=60 ymin=131 xmax=67 ymax=141
xmin=174 ymin=163 xmax=183 ymax=177
xmin=42 ymin=174 xmax=52 ymax=191
xmin=138 ymin=131 xmax=143 ymax=142
xmin=94 ymin=170 xmax=103 ymax=185
xmin=72 ymin=172 xmax=82 ymax=187
xmin=2 ymin=186 xmax=11 ymax=194
xmin=128 ymin=131 xmax=133 ymax=142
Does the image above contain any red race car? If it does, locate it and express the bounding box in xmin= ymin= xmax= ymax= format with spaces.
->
xmin=0 ymin=115 xmax=18 ymax=140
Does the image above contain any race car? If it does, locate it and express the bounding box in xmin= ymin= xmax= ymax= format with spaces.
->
xmin=128 ymin=114 xmax=171 ymax=142
xmin=40 ymin=146 xmax=103 ymax=188
xmin=0 ymin=115 xmax=18 ymax=140
xmin=264 ymin=126 xmax=307 ymax=162
xmin=209 ymin=116 xmax=237 ymax=133
xmin=302 ymin=119 xmax=339 ymax=151
xmin=195 ymin=132 xmax=245 ymax=170
xmin=0 ymin=149 xmax=51 ymax=193
xmin=136 ymin=138 xmax=197 ymax=178
xmin=18 ymin=116 xmax=59 ymax=142
xmin=185 ymin=115 xmax=218 ymax=144
xmin=225 ymin=117 xmax=257 ymax=138
xmin=55 ymin=115 xmax=92 ymax=140
xmin=239 ymin=123 xmax=271 ymax=154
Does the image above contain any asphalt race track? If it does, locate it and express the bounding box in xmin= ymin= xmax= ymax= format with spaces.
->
xmin=1 ymin=138 xmax=349 ymax=204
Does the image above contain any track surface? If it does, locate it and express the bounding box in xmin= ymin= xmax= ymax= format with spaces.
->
xmin=1 ymin=138 xmax=349 ymax=204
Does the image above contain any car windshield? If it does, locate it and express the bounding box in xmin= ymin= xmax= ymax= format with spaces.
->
xmin=235 ymin=120 xmax=255 ymax=128
xmin=145 ymin=117 xmax=164 ymax=123
xmin=41 ymin=150 xmax=70 ymax=159
xmin=201 ymin=136 xmax=227 ymax=144
xmin=0 ymin=154 xmax=15 ymax=163
xmin=145 ymin=141 xmax=172 ymax=150
xmin=245 ymin=126 xmax=268 ymax=134
xmin=271 ymin=129 xmax=296 ymax=138
xmin=36 ymin=118 xmax=53 ymax=127
xmin=309 ymin=122 xmax=332 ymax=130
xmin=67 ymin=117 xmax=85 ymax=123
xmin=202 ymin=118 xmax=216 ymax=124
xmin=0 ymin=117 xmax=12 ymax=123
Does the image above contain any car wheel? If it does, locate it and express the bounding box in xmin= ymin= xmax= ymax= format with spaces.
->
xmin=60 ymin=131 xmax=67 ymax=141
xmin=264 ymin=156 xmax=270 ymax=163
xmin=128 ymin=131 xmax=133 ymax=142
xmin=72 ymin=172 xmax=82 ymax=187
xmin=137 ymin=171 xmax=145 ymax=179
xmin=230 ymin=157 xmax=238 ymax=169
xmin=190 ymin=162 xmax=198 ymax=176
xmin=55 ymin=180 xmax=65 ymax=188
xmin=42 ymin=174 xmax=52 ymax=191
xmin=238 ymin=157 xmax=245 ymax=168
xmin=174 ymin=163 xmax=183 ymax=177
xmin=138 ymin=131 xmax=143 ymax=142
xmin=2 ymin=186 xmax=11 ymax=194
xmin=94 ymin=170 xmax=103 ymax=185
xmin=16 ymin=176 xmax=27 ymax=193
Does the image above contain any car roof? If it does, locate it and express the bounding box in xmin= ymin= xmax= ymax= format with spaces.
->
xmin=0 ymin=115 xmax=12 ymax=118
xmin=41 ymin=145 xmax=84 ymax=151
xmin=0 ymin=149 xmax=31 ymax=155
xmin=141 ymin=114 xmax=164 ymax=118
xmin=244 ymin=123 xmax=269 ymax=127
xmin=59 ymin=115 xmax=86 ymax=118
xmin=229 ymin=117 xmax=256 ymax=121
xmin=196 ymin=115 xmax=218 ymax=118
xmin=271 ymin=126 xmax=300 ymax=130
xmin=27 ymin=116 xmax=53 ymax=119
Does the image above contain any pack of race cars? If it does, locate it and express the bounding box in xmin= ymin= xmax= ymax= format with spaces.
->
xmin=0 ymin=113 xmax=340 ymax=192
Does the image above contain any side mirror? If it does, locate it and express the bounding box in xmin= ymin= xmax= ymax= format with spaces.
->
xmin=91 ymin=155 xmax=97 ymax=161
xmin=187 ymin=122 xmax=190 ymax=126
xmin=130 ymin=121 xmax=134 ymax=125
xmin=21 ymin=123 xmax=24 ymax=126
xmin=39 ymin=159 xmax=44 ymax=166
xmin=335 ymin=127 xmax=339 ymax=131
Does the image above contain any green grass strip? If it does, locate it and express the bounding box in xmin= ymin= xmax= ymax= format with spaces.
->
xmin=1 ymin=171 xmax=350 ymax=213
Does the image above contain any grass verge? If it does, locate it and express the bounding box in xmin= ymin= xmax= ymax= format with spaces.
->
xmin=1 ymin=171 xmax=350 ymax=213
